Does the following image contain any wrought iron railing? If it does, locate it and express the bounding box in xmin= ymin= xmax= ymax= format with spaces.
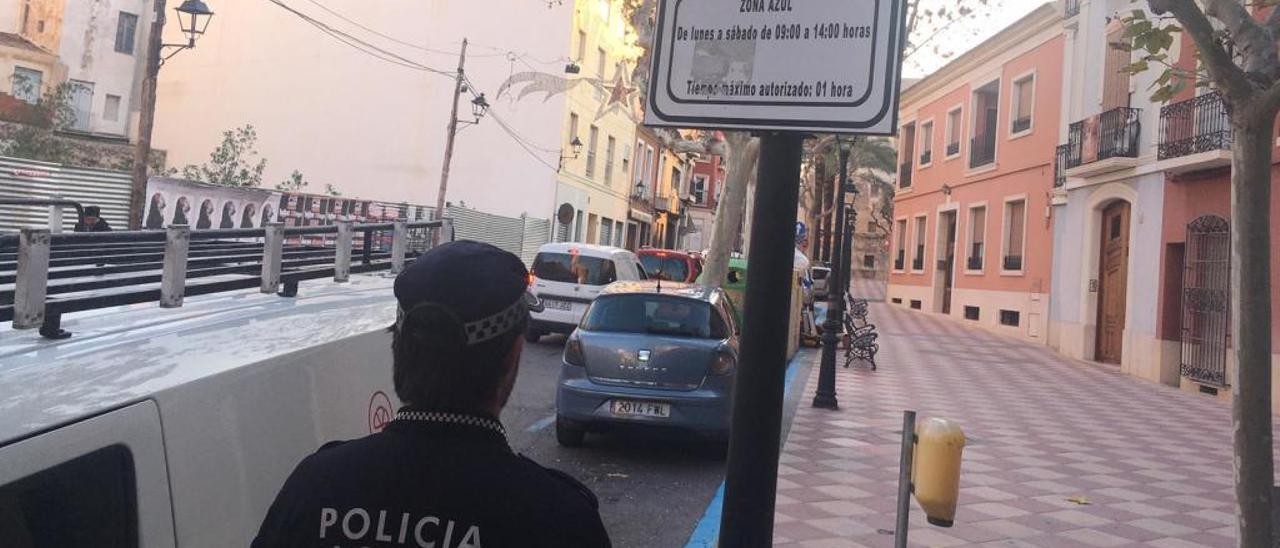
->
xmin=946 ymin=141 xmax=960 ymax=156
xmin=970 ymin=135 xmax=996 ymax=167
xmin=912 ymin=247 xmax=924 ymax=270
xmin=919 ymin=149 xmax=932 ymax=165
xmin=1064 ymin=0 xmax=1080 ymax=18
xmin=1054 ymin=144 xmax=1071 ymax=187
xmin=1003 ymin=254 xmax=1023 ymax=271
xmin=899 ymin=161 xmax=913 ymax=188
xmin=1158 ymin=91 xmax=1231 ymax=160
xmin=894 ymin=249 xmax=905 ymax=270
xmin=967 ymin=242 xmax=983 ymax=270
xmin=1012 ymin=116 xmax=1032 ymax=134
xmin=1062 ymin=106 xmax=1142 ymax=169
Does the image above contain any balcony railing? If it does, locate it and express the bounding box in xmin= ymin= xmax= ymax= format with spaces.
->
xmin=970 ymin=135 xmax=996 ymax=167
xmin=894 ymin=249 xmax=905 ymax=270
xmin=1012 ymin=116 xmax=1032 ymax=134
xmin=1064 ymin=0 xmax=1080 ymax=18
xmin=1158 ymin=91 xmax=1231 ymax=160
xmin=946 ymin=141 xmax=960 ymax=156
xmin=1054 ymin=144 xmax=1071 ymax=187
xmin=1062 ymin=106 xmax=1142 ymax=170
xmin=967 ymin=243 xmax=984 ymax=270
xmin=899 ymin=161 xmax=913 ymax=188
xmin=919 ymin=149 xmax=932 ymax=165
xmin=1003 ymin=255 xmax=1023 ymax=271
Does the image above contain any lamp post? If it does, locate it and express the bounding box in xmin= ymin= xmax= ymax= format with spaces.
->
xmin=128 ymin=0 xmax=215 ymax=229
xmin=812 ymin=135 xmax=853 ymax=410
xmin=558 ymin=136 xmax=584 ymax=172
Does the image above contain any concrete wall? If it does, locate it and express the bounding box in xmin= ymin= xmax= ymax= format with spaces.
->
xmin=153 ymin=0 xmax=570 ymax=220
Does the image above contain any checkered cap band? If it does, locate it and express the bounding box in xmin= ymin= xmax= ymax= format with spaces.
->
xmin=396 ymin=295 xmax=529 ymax=346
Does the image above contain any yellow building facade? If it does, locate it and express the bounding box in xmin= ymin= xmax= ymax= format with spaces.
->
xmin=553 ymin=0 xmax=640 ymax=246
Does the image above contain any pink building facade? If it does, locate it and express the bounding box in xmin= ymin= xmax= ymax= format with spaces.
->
xmin=888 ymin=5 xmax=1064 ymax=343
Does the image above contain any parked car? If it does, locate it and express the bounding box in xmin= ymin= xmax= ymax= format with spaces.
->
xmin=527 ymin=242 xmax=645 ymax=342
xmin=636 ymin=248 xmax=703 ymax=283
xmin=811 ymin=265 xmax=832 ymax=300
xmin=555 ymin=281 xmax=740 ymax=446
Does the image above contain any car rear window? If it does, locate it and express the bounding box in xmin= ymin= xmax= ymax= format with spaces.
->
xmin=532 ymin=252 xmax=618 ymax=286
xmin=582 ymin=294 xmax=727 ymax=339
xmin=638 ymin=254 xmax=690 ymax=282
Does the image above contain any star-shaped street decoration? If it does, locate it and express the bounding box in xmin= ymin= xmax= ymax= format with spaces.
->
xmin=595 ymin=62 xmax=636 ymax=122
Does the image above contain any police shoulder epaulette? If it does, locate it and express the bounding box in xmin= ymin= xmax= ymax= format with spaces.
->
xmin=519 ymin=454 xmax=600 ymax=510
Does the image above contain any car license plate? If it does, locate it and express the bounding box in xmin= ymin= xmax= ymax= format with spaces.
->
xmin=610 ymin=400 xmax=671 ymax=418
xmin=542 ymin=298 xmax=573 ymax=311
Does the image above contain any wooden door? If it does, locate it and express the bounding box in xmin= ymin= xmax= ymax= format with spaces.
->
xmin=1095 ymin=201 xmax=1130 ymax=364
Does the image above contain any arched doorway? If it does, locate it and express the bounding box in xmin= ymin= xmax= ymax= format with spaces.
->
xmin=1095 ymin=201 xmax=1130 ymax=364
xmin=1180 ymin=215 xmax=1230 ymax=387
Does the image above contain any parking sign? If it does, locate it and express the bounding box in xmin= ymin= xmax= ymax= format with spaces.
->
xmin=645 ymin=0 xmax=907 ymax=134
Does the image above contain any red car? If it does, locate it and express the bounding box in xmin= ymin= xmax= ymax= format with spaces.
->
xmin=636 ymin=249 xmax=704 ymax=283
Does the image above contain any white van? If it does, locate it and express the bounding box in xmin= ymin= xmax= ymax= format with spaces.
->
xmin=0 ymin=276 xmax=401 ymax=547
xmin=526 ymin=242 xmax=644 ymax=342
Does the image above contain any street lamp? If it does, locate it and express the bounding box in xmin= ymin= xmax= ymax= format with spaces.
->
xmin=558 ymin=137 xmax=584 ymax=172
xmin=634 ymin=180 xmax=647 ymax=199
xmin=173 ymin=0 xmax=214 ymax=47
xmin=128 ymin=0 xmax=215 ymax=229
xmin=470 ymin=93 xmax=490 ymax=121
xmin=813 ymin=135 xmax=855 ymax=410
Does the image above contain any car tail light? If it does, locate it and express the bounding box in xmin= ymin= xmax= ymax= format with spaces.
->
xmin=709 ymin=351 xmax=735 ymax=376
xmin=564 ymin=335 xmax=586 ymax=366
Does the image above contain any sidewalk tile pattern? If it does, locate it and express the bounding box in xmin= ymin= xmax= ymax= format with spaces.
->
xmin=774 ymin=297 xmax=1250 ymax=547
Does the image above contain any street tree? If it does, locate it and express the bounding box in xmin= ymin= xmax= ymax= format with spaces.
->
xmin=621 ymin=0 xmax=998 ymax=288
xmin=1120 ymin=2 xmax=1278 ymax=545
xmin=179 ymin=125 xmax=268 ymax=188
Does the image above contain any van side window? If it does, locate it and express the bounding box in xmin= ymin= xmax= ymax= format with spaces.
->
xmin=0 ymin=445 xmax=138 ymax=547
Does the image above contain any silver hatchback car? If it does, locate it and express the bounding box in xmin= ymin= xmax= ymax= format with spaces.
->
xmin=555 ymin=281 xmax=740 ymax=446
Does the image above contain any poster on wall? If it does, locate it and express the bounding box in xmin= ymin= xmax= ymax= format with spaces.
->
xmin=144 ymin=178 xmax=280 ymax=230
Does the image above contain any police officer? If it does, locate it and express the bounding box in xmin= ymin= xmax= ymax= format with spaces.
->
xmin=253 ymin=241 xmax=611 ymax=547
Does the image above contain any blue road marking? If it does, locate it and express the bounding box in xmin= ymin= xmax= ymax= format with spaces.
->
xmin=684 ymin=356 xmax=805 ymax=548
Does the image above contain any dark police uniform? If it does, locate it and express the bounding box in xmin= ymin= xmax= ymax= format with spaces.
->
xmin=253 ymin=240 xmax=610 ymax=548
xmin=251 ymin=410 xmax=610 ymax=547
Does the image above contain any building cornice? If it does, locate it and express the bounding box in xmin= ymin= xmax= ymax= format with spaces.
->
xmin=901 ymin=3 xmax=1061 ymax=108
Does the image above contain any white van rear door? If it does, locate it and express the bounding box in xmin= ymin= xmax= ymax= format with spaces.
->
xmin=0 ymin=400 xmax=175 ymax=547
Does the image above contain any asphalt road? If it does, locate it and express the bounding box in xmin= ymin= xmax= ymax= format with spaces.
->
xmin=500 ymin=335 xmax=814 ymax=548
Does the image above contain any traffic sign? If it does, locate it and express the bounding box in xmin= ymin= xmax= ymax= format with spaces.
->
xmin=645 ymin=0 xmax=907 ymax=134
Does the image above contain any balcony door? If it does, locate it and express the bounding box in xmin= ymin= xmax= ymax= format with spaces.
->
xmin=1095 ymin=201 xmax=1130 ymax=364
xmin=1103 ymin=22 xmax=1132 ymax=110
xmin=936 ymin=210 xmax=958 ymax=315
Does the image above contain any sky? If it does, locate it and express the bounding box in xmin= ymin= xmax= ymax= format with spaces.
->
xmin=902 ymin=0 xmax=1046 ymax=79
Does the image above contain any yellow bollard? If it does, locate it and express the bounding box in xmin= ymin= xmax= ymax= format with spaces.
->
xmin=911 ymin=417 xmax=966 ymax=527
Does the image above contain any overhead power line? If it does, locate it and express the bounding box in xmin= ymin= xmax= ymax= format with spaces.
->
xmin=265 ymin=0 xmax=455 ymax=77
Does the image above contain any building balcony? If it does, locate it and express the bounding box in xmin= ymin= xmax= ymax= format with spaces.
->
xmin=946 ymin=142 xmax=960 ymax=157
xmin=1054 ymin=144 xmax=1070 ymax=187
xmin=970 ymin=136 xmax=996 ymax=168
xmin=912 ymin=255 xmax=924 ymax=271
xmin=1062 ymin=107 xmax=1142 ymax=178
xmin=899 ymin=161 xmax=913 ymax=188
xmin=967 ymin=255 xmax=983 ymax=271
xmin=919 ymin=149 xmax=932 ymax=165
xmin=1064 ymin=0 xmax=1080 ymax=19
xmin=894 ymin=250 xmax=905 ymax=271
xmin=1156 ymin=91 xmax=1232 ymax=174
xmin=1003 ymin=255 xmax=1023 ymax=271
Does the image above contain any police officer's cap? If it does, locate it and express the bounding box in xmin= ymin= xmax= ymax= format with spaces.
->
xmin=394 ymin=240 xmax=543 ymax=346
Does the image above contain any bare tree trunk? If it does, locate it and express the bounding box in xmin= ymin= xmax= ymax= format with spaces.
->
xmin=703 ymin=132 xmax=758 ymax=287
xmin=1229 ymin=112 xmax=1275 ymax=548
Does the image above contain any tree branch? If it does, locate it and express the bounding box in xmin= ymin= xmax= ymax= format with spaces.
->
xmin=1203 ymin=0 xmax=1278 ymax=75
xmin=1149 ymin=0 xmax=1253 ymax=101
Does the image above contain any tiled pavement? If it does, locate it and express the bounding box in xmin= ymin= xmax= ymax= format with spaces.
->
xmin=773 ymin=297 xmax=1245 ymax=547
